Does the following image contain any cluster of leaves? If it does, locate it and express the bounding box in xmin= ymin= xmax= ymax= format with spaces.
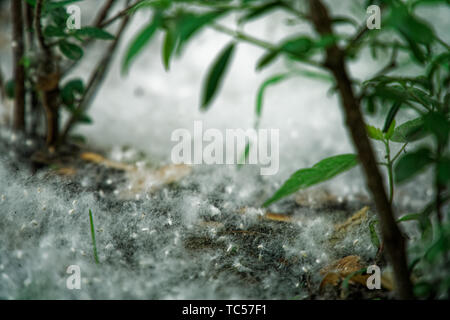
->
xmin=124 ymin=0 xmax=449 ymax=297
xmin=8 ymin=0 xmax=118 ymax=133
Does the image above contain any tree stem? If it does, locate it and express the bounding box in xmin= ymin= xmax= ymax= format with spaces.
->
xmin=11 ymin=0 xmax=26 ymax=131
xmin=307 ymin=0 xmax=414 ymax=299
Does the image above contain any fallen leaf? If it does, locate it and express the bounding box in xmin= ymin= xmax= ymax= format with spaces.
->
xmin=334 ymin=206 xmax=369 ymax=234
xmin=55 ymin=167 xmax=77 ymax=176
xmin=319 ymin=255 xmax=368 ymax=290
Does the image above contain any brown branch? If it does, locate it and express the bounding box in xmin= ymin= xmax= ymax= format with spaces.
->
xmin=34 ymin=0 xmax=50 ymax=57
xmin=94 ymin=0 xmax=116 ymax=27
xmin=61 ymin=11 xmax=132 ymax=141
xmin=12 ymin=0 xmax=26 ymax=131
xmin=99 ymin=0 xmax=142 ymax=28
xmin=307 ymin=0 xmax=414 ymax=299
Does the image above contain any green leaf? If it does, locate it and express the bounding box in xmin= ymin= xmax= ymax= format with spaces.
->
xmin=394 ymin=147 xmax=433 ymax=183
xmin=44 ymin=25 xmax=66 ymax=38
xmin=263 ymin=154 xmax=358 ymax=207
xmin=162 ymin=28 xmax=176 ymax=71
xmin=239 ymin=1 xmax=281 ymax=23
xmin=369 ymin=220 xmax=380 ymax=250
xmin=256 ymin=50 xmax=280 ymax=71
xmin=176 ymin=11 xmax=227 ymax=55
xmin=397 ymin=213 xmax=422 ymax=223
xmin=382 ymin=101 xmax=401 ymax=133
xmin=280 ymin=36 xmax=313 ymax=58
xmin=61 ymin=79 xmax=84 ymax=105
xmin=237 ymin=142 xmax=251 ymax=169
xmin=388 ymin=4 xmax=435 ymax=45
xmin=58 ymin=41 xmax=83 ymax=60
xmin=78 ymin=113 xmax=93 ymax=124
xmin=366 ymin=125 xmax=384 ymax=141
xmin=75 ymin=27 xmax=115 ymax=40
xmin=201 ymin=42 xmax=236 ymax=110
xmin=391 ymin=118 xmax=427 ymax=143
xmin=122 ymin=15 xmax=161 ymax=74
xmin=256 ymin=73 xmax=291 ymax=117
xmin=385 ymin=119 xmax=396 ymax=140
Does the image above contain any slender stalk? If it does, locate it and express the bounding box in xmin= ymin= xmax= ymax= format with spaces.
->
xmin=89 ymin=209 xmax=99 ymax=264
xmin=384 ymin=140 xmax=394 ymax=204
xmin=93 ymin=0 xmax=116 ymax=28
xmin=99 ymin=0 xmax=142 ymax=28
xmin=210 ymin=23 xmax=324 ymax=70
xmin=392 ymin=143 xmax=408 ymax=163
xmin=307 ymin=0 xmax=414 ymax=299
xmin=11 ymin=0 xmax=26 ymax=131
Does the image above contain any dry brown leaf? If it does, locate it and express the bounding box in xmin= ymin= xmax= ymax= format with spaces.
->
xmin=55 ymin=167 xmax=77 ymax=176
xmin=80 ymin=152 xmax=134 ymax=171
xmin=117 ymin=164 xmax=191 ymax=199
xmin=319 ymin=255 xmax=368 ymax=290
xmin=320 ymin=255 xmax=363 ymax=276
xmin=264 ymin=212 xmax=294 ymax=222
xmin=334 ymin=206 xmax=369 ymax=233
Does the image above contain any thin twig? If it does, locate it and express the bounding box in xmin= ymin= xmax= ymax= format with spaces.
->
xmin=99 ymin=0 xmax=142 ymax=28
xmin=93 ymin=0 xmax=116 ymax=28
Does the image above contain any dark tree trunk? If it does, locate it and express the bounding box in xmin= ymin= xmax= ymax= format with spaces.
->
xmin=12 ymin=0 xmax=26 ymax=131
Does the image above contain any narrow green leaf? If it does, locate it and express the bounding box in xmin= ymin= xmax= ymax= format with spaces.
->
xmin=263 ymin=154 xmax=358 ymax=207
xmin=89 ymin=209 xmax=99 ymax=264
xmin=385 ymin=119 xmax=396 ymax=140
xmin=397 ymin=213 xmax=422 ymax=223
xmin=162 ymin=28 xmax=176 ymax=71
xmin=201 ymin=42 xmax=236 ymax=110
xmin=239 ymin=1 xmax=281 ymax=23
xmin=256 ymin=50 xmax=280 ymax=71
xmin=369 ymin=220 xmax=380 ymax=250
xmin=256 ymin=73 xmax=290 ymax=117
xmin=122 ymin=16 xmax=161 ymax=74
xmin=75 ymin=27 xmax=115 ymax=40
xmin=382 ymin=101 xmax=401 ymax=133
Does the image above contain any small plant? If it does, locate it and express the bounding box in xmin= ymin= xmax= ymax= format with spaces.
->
xmin=89 ymin=209 xmax=99 ymax=264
